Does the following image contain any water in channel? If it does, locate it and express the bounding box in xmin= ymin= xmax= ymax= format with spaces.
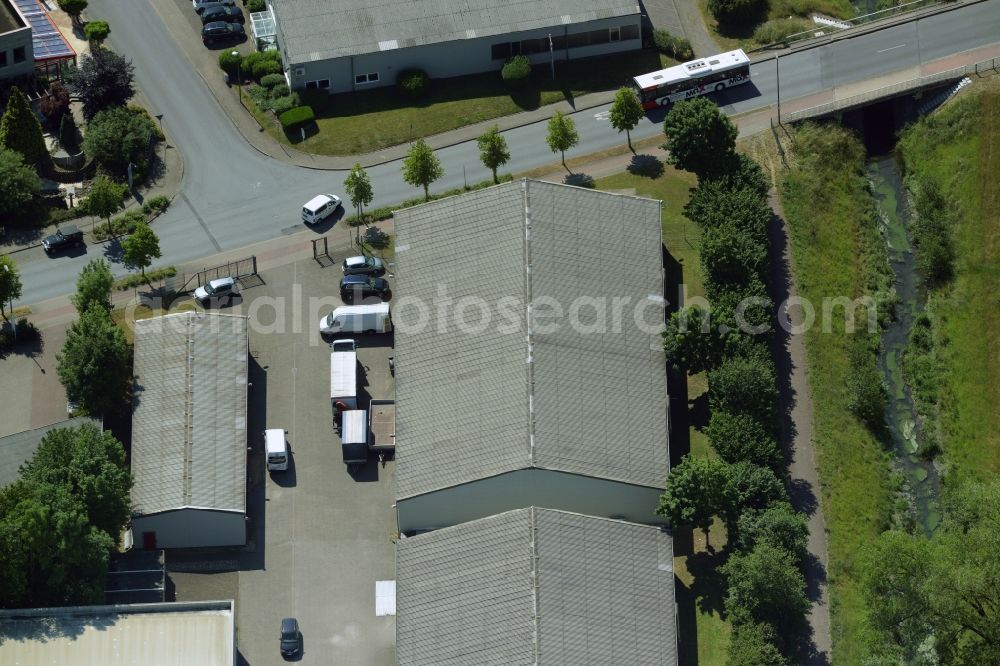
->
xmin=868 ymin=155 xmax=941 ymax=534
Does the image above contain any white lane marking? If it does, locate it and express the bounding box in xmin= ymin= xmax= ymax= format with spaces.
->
xmin=877 ymin=43 xmax=906 ymax=53
xmin=594 ymin=111 xmax=610 ymax=121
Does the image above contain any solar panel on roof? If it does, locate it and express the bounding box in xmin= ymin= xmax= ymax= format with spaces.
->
xmin=13 ymin=0 xmax=75 ymax=61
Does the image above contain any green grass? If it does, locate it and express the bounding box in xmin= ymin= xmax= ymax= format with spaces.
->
xmin=597 ymin=164 xmax=730 ymax=666
xmin=250 ymin=50 xmax=667 ymax=155
xmin=698 ymin=0 xmax=854 ymax=51
xmin=896 ymin=86 xmax=1000 ymax=483
xmin=778 ymin=124 xmax=894 ymax=663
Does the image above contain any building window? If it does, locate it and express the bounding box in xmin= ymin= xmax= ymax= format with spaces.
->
xmin=491 ymin=42 xmax=511 ymax=60
xmin=305 ymin=79 xmax=330 ymax=90
xmin=13 ymin=47 xmax=25 ymax=63
xmin=355 ymin=72 xmax=379 ymax=85
xmin=589 ymin=29 xmax=609 ymax=46
xmin=610 ymin=27 xmax=621 ymax=42
xmin=621 ymin=24 xmax=639 ymax=41
xmin=0 ymin=51 xmax=7 ymax=68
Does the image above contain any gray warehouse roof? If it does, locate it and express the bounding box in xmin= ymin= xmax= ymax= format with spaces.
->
xmin=393 ymin=179 xmax=668 ymax=499
xmin=273 ymin=0 xmax=640 ymax=64
xmin=131 ymin=312 xmax=248 ymax=516
xmin=396 ymin=507 xmax=677 ymax=665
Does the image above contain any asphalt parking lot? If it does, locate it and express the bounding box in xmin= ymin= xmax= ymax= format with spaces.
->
xmin=233 ymin=256 xmax=397 ymax=665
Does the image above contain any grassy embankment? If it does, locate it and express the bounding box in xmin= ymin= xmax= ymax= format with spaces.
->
xmin=772 ymin=123 xmax=895 ymax=663
xmin=896 ymin=85 xmax=1000 ymax=483
xmin=595 ymin=165 xmax=730 ymax=666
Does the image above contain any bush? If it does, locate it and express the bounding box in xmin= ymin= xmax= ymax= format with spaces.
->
xmin=245 ymin=0 xmax=265 ymax=11
xmin=94 ymin=209 xmax=145 ymax=241
xmin=127 ymin=104 xmax=165 ymax=141
xmin=752 ymin=17 xmax=813 ymax=44
xmin=709 ymin=0 xmax=769 ymax=25
xmin=218 ymin=50 xmax=243 ymax=78
xmin=141 ymin=195 xmax=170 ymax=216
xmin=269 ymin=83 xmax=290 ymax=99
xmin=242 ymin=51 xmax=282 ymax=80
xmin=652 ymin=29 xmax=694 ymax=61
xmin=247 ymin=83 xmax=270 ymax=110
xmin=707 ymin=410 xmax=782 ymax=471
xmin=709 ymin=353 xmax=778 ymax=421
xmin=501 ymin=55 xmax=532 ymax=88
xmin=270 ymin=95 xmax=297 ymax=115
xmin=847 ymin=334 xmax=887 ymax=430
xmin=278 ymin=106 xmax=315 ymax=130
xmin=259 ymin=73 xmax=285 ymax=89
xmin=396 ymin=69 xmax=429 ymax=99
xmin=83 ymin=106 xmax=159 ymax=176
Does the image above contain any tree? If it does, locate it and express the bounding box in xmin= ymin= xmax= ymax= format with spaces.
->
xmin=608 ymin=87 xmax=644 ymax=151
xmin=708 ymin=152 xmax=770 ymax=199
xmin=476 ymin=125 xmax=510 ymax=184
xmin=40 ymin=81 xmax=71 ymax=128
xmin=57 ymin=304 xmax=131 ymax=416
xmin=84 ymin=20 xmax=110 ymax=45
xmin=0 ymin=87 xmax=48 ymax=167
xmin=364 ymin=226 xmax=390 ymax=251
xmin=725 ymin=462 xmax=786 ymax=519
xmin=706 ymin=409 xmax=782 ymax=472
xmin=65 ymin=48 xmax=136 ymax=120
xmin=344 ymin=162 xmax=374 ymax=222
xmin=84 ymin=175 xmax=127 ymax=229
xmin=0 ymin=148 xmax=41 ymax=220
xmin=709 ymin=354 xmax=778 ymax=420
xmin=121 ymin=221 xmax=161 ymax=278
xmin=662 ymin=305 xmax=723 ymax=373
xmin=663 ymin=97 xmax=738 ymax=179
xmin=708 ymin=0 xmax=768 ymax=26
xmin=684 ymin=180 xmax=772 ymax=244
xmin=722 ymin=543 xmax=810 ymax=640
xmin=72 ymin=259 xmax=114 ymax=314
xmin=57 ymin=0 xmax=88 ymax=25
xmin=19 ymin=424 xmax=132 ymax=538
xmin=735 ymin=502 xmax=809 ymax=562
xmin=728 ymin=622 xmax=788 ymax=666
xmin=657 ymin=454 xmax=732 ymax=545
xmin=59 ymin=111 xmax=81 ymax=152
xmin=83 ymin=106 xmax=157 ymax=176
xmin=0 ymin=256 xmax=23 ymax=319
xmin=401 ymin=138 xmax=443 ymax=201
xmin=700 ymin=221 xmax=768 ymax=287
xmin=546 ymin=111 xmax=579 ymax=168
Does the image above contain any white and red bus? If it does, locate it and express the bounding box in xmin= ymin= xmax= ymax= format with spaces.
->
xmin=632 ymin=49 xmax=751 ymax=110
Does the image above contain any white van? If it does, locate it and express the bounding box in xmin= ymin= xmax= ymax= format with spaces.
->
xmin=265 ymin=429 xmax=289 ymax=471
xmin=319 ymin=303 xmax=391 ymax=336
xmin=302 ymin=194 xmax=342 ymax=225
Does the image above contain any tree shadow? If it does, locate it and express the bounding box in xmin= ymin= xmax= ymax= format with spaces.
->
xmin=688 ymin=391 xmax=710 ymax=431
xmin=563 ymin=173 xmax=595 ymax=188
xmin=103 ymin=237 xmax=124 ymax=263
xmin=627 ymin=154 xmax=665 ymax=179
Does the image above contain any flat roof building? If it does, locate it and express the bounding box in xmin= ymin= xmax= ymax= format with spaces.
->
xmin=392 ymin=180 xmax=669 ymax=532
xmin=396 ymin=508 xmax=677 ymax=665
xmin=0 ymin=601 xmax=236 ymax=666
xmin=130 ymin=312 xmax=249 ymax=549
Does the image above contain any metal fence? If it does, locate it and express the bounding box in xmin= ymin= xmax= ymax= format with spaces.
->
xmin=176 ymin=256 xmax=258 ymax=293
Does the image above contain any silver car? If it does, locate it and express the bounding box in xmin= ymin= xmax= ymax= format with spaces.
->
xmin=194 ymin=276 xmax=237 ymax=304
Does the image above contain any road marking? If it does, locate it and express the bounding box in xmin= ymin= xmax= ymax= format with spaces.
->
xmin=180 ymin=192 xmax=222 ymax=253
xmin=594 ymin=111 xmax=610 ymax=121
xmin=877 ymin=43 xmax=906 ymax=53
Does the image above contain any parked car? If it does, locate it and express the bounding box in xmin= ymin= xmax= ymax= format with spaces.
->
xmin=42 ymin=225 xmax=84 ymax=255
xmin=341 ymin=255 xmax=385 ymax=277
xmin=200 ymin=4 xmax=243 ymax=23
xmin=340 ymin=275 xmax=390 ymax=302
xmin=193 ymin=0 xmax=234 ymax=13
xmin=301 ymin=194 xmax=341 ymax=225
xmin=194 ymin=276 xmax=238 ymax=304
xmin=279 ymin=617 xmax=301 ymax=658
xmin=201 ymin=21 xmax=245 ymax=45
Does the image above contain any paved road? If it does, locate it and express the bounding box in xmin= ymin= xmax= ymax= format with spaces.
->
xmin=12 ymin=0 xmax=1000 ymax=306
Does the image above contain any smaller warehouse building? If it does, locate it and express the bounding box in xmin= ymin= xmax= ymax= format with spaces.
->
xmin=0 ymin=600 xmax=236 ymax=665
xmin=270 ymin=0 xmax=642 ymax=93
xmin=396 ymin=507 xmax=677 ymax=665
xmin=130 ymin=312 xmax=249 ymax=550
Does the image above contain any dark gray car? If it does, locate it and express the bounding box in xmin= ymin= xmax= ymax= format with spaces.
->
xmin=280 ymin=618 xmax=301 ymax=658
xmin=200 ymin=4 xmax=243 ymax=23
xmin=42 ymin=225 xmax=84 ymax=255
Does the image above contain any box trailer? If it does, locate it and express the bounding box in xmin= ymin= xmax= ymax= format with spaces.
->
xmin=341 ymin=409 xmax=368 ymax=465
xmin=330 ymin=339 xmax=358 ymax=410
xmin=368 ymin=399 xmax=395 ymax=460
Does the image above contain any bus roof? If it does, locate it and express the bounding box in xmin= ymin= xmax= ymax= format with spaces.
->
xmin=633 ymin=49 xmax=749 ymax=90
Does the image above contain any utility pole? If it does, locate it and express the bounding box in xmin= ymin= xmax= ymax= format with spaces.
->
xmin=776 ymin=53 xmax=782 ymax=125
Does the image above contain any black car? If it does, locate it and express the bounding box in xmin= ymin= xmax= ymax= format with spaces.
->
xmin=193 ymin=0 xmax=234 ymax=13
xmin=340 ymin=275 xmax=390 ymax=301
xmin=200 ymin=4 xmax=243 ymax=23
xmin=279 ymin=618 xmax=301 ymax=659
xmin=202 ymin=21 xmax=245 ymax=45
xmin=42 ymin=225 xmax=84 ymax=255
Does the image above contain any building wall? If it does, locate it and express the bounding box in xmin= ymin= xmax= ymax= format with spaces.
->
xmin=286 ymin=15 xmax=641 ymax=93
xmin=0 ymin=4 xmax=34 ymax=82
xmin=396 ymin=468 xmax=665 ymax=533
xmin=133 ymin=508 xmax=246 ymax=549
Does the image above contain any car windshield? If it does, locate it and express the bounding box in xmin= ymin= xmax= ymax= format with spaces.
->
xmin=204 ymin=283 xmax=216 ymax=295
xmin=365 ymin=257 xmax=375 ymax=267
xmin=325 ymin=312 xmax=335 ymax=327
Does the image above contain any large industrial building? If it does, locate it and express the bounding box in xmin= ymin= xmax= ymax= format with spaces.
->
xmin=267 ymin=0 xmax=643 ymax=93
xmin=130 ymin=312 xmax=249 ymax=549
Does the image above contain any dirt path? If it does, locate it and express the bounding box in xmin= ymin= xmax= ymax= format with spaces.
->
xmin=768 ymin=192 xmax=833 ymax=665
xmin=671 ymin=0 xmax=723 ymax=58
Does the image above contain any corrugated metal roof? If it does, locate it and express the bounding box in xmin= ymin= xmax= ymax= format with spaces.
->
xmin=273 ymin=0 xmax=640 ymax=64
xmin=393 ymin=180 xmax=668 ymax=500
xmin=396 ymin=508 xmax=677 ymax=666
xmin=131 ymin=312 xmax=248 ymax=516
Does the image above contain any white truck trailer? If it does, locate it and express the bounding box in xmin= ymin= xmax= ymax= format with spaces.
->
xmin=330 ymin=339 xmax=358 ymax=410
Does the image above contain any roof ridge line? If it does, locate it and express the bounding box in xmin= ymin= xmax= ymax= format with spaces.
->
xmin=529 ymin=506 xmax=541 ymax=665
xmin=522 ymin=178 xmax=537 ymax=468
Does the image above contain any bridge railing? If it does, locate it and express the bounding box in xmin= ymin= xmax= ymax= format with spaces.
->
xmin=784 ymin=56 xmax=998 ymax=122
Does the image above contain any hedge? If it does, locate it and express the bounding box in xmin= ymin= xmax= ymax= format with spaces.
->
xmin=396 ymin=69 xmax=429 ymax=99
xmin=278 ymin=106 xmax=315 ymax=130
xmin=501 ymin=55 xmax=532 ymax=88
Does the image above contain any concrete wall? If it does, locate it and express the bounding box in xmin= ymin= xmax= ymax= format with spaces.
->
xmin=133 ymin=508 xmax=246 ymax=549
xmin=396 ymin=468 xmax=665 ymax=533
xmin=0 ymin=0 xmax=34 ymax=82
xmin=286 ymin=15 xmax=641 ymax=93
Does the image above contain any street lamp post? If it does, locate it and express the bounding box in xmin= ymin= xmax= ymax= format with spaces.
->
xmin=233 ymin=50 xmax=244 ymax=108
xmin=775 ymin=52 xmax=782 ymax=125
